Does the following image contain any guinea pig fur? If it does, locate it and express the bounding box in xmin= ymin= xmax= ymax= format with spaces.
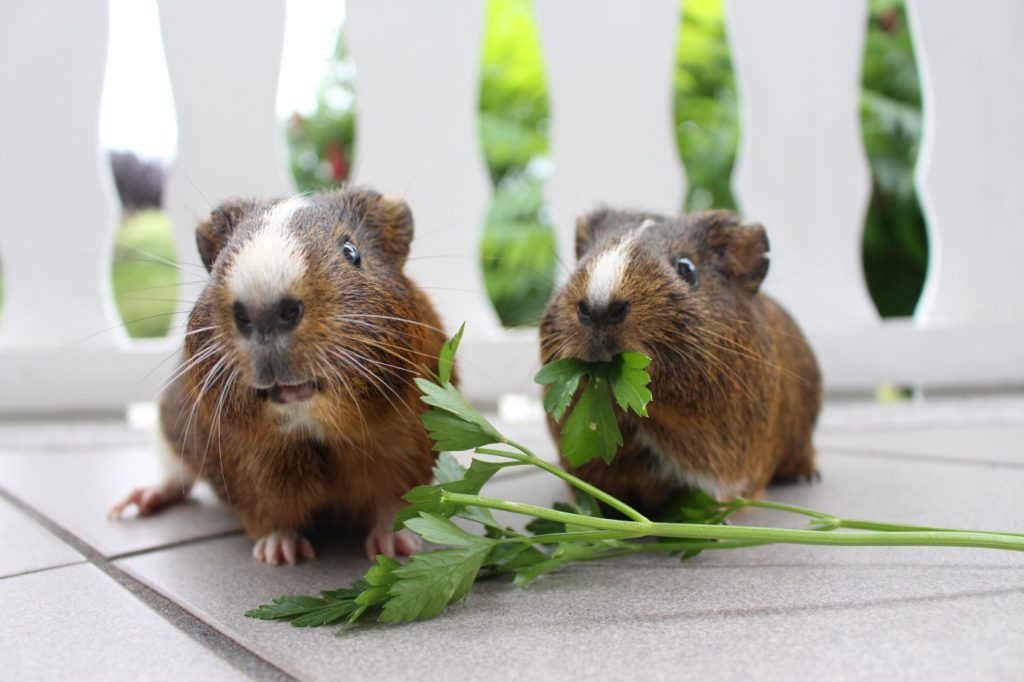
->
xmin=109 ymin=187 xmax=449 ymax=565
xmin=540 ymin=208 xmax=822 ymax=513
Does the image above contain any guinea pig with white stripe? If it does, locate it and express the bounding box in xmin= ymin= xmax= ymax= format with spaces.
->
xmin=110 ymin=187 xmax=448 ymax=564
xmin=540 ymin=208 xmax=822 ymax=512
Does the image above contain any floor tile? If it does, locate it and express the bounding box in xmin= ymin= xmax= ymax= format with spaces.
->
xmin=117 ymin=531 xmax=1024 ymax=681
xmin=0 ymin=563 xmax=247 ymax=680
xmin=701 ymin=450 xmax=1024 ymax=568
xmin=0 ymin=447 xmax=242 ymax=558
xmin=0 ymin=417 xmax=148 ymax=450
xmin=118 ymin=451 xmax=1024 ymax=681
xmin=0 ymin=495 xmax=82 ymax=578
xmin=816 ymin=423 xmax=1024 ymax=466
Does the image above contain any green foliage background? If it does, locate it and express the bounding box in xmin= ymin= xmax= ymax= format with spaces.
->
xmin=86 ymin=0 xmax=925 ymax=339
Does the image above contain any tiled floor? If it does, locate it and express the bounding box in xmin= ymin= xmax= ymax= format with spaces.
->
xmin=1 ymin=396 xmax=1022 ymax=681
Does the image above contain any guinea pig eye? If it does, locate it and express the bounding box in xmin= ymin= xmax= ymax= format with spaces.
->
xmin=342 ymin=240 xmax=361 ymax=267
xmin=675 ymin=256 xmax=699 ymax=288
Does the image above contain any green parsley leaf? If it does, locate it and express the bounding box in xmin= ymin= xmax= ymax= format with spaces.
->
xmin=437 ymin=322 xmax=464 ymax=385
xmin=432 ymin=452 xmax=466 ymax=484
xmin=609 ymin=351 xmax=653 ymax=417
xmin=245 ymin=591 xmax=361 ymax=628
xmin=561 ymin=376 xmax=621 ymax=466
xmin=534 ymin=352 xmax=653 ymax=467
xmin=379 ymin=542 xmax=493 ymax=623
xmin=415 ymin=379 xmax=503 ymax=449
xmin=395 ymin=459 xmax=516 ymax=528
xmin=404 ymin=512 xmax=485 ymax=547
xmin=535 ymin=358 xmax=588 ymax=421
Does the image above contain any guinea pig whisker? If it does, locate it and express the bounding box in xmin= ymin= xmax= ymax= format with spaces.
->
xmin=338 ymin=334 xmax=442 ymax=376
xmin=667 ymin=336 xmax=759 ymax=409
xmin=184 ymin=325 xmax=219 ymax=338
xmin=58 ymin=309 xmax=194 ymax=351
xmin=152 ymin=338 xmax=223 ymax=398
xmin=710 ymin=313 xmax=812 ymax=345
xmin=343 ymin=349 xmax=420 ymax=378
xmin=206 ymin=367 xmax=236 ymax=506
xmin=115 ymin=242 xmax=208 ymax=277
xmin=327 ymin=347 xmax=410 ymax=415
xmin=338 ymin=313 xmax=446 ymax=336
xmin=699 ymin=327 xmax=814 ymax=388
xmin=193 ymin=355 xmax=233 ymax=482
xmin=117 ymin=279 xmax=207 ymax=295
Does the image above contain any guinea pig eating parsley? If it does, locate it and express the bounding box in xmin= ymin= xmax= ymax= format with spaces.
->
xmin=109 ymin=188 xmax=448 ymax=564
xmin=540 ymin=208 xmax=821 ymax=513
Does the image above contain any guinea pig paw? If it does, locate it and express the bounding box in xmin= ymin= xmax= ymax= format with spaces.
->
xmin=107 ymin=484 xmax=188 ymax=520
xmin=364 ymin=528 xmax=422 ymax=561
xmin=252 ymin=529 xmax=316 ymax=566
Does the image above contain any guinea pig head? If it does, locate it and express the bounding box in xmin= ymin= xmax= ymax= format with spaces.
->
xmin=184 ymin=188 xmax=419 ymax=416
xmin=540 ymin=208 xmax=770 ymax=369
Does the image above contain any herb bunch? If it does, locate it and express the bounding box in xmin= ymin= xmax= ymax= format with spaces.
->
xmin=247 ymin=326 xmax=1024 ymax=633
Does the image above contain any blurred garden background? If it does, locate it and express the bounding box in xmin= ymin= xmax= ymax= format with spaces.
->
xmin=92 ymin=0 xmax=925 ymax=337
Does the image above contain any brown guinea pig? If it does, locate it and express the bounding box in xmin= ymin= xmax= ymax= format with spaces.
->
xmin=109 ymin=187 xmax=448 ymax=564
xmin=539 ymin=208 xmax=821 ymax=513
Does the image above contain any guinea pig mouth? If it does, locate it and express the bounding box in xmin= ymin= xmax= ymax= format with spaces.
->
xmin=258 ymin=380 xmax=318 ymax=404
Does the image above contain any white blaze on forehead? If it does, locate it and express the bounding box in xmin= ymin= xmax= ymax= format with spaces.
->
xmin=585 ymin=220 xmax=654 ymax=307
xmin=227 ymin=197 xmax=309 ymax=302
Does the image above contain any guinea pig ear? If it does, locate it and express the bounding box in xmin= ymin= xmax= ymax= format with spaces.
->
xmin=702 ymin=210 xmax=770 ymax=293
xmin=195 ymin=199 xmax=258 ymax=272
xmin=574 ymin=208 xmax=616 ymax=261
xmin=374 ymin=193 xmax=414 ymax=266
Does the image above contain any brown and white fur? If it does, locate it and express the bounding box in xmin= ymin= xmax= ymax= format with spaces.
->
xmin=540 ymin=208 xmax=821 ymax=514
xmin=110 ymin=188 xmax=448 ymax=564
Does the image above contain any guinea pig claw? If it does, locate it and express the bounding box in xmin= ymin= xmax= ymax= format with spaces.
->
xmin=252 ymin=529 xmax=315 ymax=566
xmin=364 ymin=528 xmax=422 ymax=561
xmin=107 ymin=484 xmax=188 ymax=520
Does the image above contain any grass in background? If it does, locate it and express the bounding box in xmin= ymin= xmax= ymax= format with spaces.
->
xmin=111 ymin=209 xmax=179 ymax=338
xmin=860 ymin=0 xmax=927 ymax=317
xmin=479 ymin=0 xmax=555 ymax=327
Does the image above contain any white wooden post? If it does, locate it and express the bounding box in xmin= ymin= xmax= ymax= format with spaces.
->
xmin=535 ymin=0 xmax=685 ymax=276
xmin=344 ymin=0 xmax=496 ymax=336
xmin=345 ymin=0 xmax=527 ymax=403
xmin=0 ymin=1 xmax=121 ymax=350
xmin=726 ymin=0 xmax=877 ymax=329
xmin=907 ymin=0 xmax=1024 ymax=327
xmin=156 ymin=0 xmax=294 ymax=324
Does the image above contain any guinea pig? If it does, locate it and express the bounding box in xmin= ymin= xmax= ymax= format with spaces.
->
xmin=109 ymin=187 xmax=448 ymax=564
xmin=539 ymin=208 xmax=821 ymax=513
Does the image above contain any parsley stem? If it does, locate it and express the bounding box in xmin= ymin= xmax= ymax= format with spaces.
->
xmin=441 ymin=492 xmax=1024 ymax=552
xmin=721 ymin=498 xmax=837 ymax=521
xmin=725 ymin=499 xmax=1024 ymax=537
xmin=476 ymin=442 xmax=651 ymax=524
xmin=509 ymin=530 xmax=644 ymax=545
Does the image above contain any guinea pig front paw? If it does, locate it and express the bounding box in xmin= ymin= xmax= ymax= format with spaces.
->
xmin=107 ymin=483 xmax=190 ymax=520
xmin=364 ymin=527 xmax=422 ymax=561
xmin=252 ymin=529 xmax=316 ymax=566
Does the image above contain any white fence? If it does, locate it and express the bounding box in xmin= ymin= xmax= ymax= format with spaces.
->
xmin=0 ymin=0 xmax=1022 ymax=414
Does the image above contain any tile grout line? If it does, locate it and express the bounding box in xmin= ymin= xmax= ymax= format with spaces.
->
xmin=0 ymin=485 xmax=297 ymax=682
xmin=0 ymin=560 xmax=89 ymax=581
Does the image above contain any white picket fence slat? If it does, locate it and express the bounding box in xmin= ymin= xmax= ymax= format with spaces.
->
xmin=0 ymin=0 xmax=1022 ymax=414
xmin=908 ymin=0 xmax=1024 ymax=327
xmin=727 ymin=0 xmax=877 ymax=329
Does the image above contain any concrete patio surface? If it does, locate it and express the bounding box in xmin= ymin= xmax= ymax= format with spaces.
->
xmin=1 ymin=395 xmax=1022 ymax=681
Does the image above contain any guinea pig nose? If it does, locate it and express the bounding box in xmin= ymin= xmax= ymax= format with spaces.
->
xmin=605 ymin=300 xmax=630 ymax=325
xmin=577 ymin=300 xmax=594 ymax=326
xmin=275 ymin=298 xmax=304 ymax=333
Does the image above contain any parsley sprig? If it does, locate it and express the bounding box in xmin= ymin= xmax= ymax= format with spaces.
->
xmin=535 ymin=351 xmax=652 ymax=466
xmin=246 ymin=325 xmax=1024 ymax=633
